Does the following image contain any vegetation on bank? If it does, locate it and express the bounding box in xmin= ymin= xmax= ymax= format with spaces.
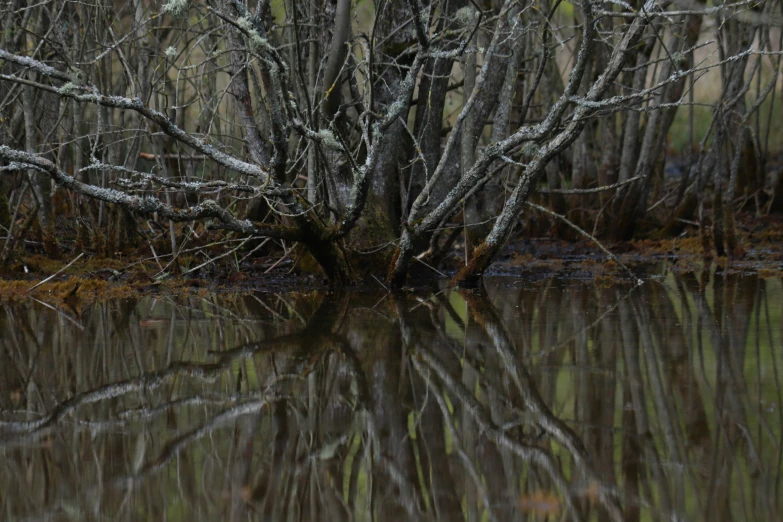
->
xmin=2 ymin=211 xmax=782 ymax=303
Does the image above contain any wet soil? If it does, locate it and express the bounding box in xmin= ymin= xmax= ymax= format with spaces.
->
xmin=1 ymin=212 xmax=782 ymax=302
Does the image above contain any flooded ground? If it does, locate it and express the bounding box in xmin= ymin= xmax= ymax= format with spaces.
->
xmin=0 ymin=271 xmax=781 ymax=521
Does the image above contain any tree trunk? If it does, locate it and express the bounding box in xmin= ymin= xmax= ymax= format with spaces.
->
xmin=23 ymin=87 xmax=60 ymax=259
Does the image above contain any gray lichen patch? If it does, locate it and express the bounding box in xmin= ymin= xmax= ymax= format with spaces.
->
xmin=318 ymin=129 xmax=342 ymax=151
xmin=454 ymin=6 xmax=479 ymax=27
xmin=237 ymin=16 xmax=270 ymax=52
xmin=162 ymin=0 xmax=188 ymax=19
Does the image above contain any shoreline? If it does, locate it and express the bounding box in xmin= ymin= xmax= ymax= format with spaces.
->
xmin=1 ymin=232 xmax=781 ymax=303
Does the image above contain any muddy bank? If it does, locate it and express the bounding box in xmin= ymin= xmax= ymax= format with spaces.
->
xmin=1 ymin=215 xmax=782 ymax=302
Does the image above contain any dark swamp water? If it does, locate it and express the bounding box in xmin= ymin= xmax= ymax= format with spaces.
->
xmin=1 ymin=272 xmax=781 ymax=522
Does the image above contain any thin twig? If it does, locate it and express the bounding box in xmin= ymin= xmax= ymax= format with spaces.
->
xmin=266 ymin=247 xmax=290 ymax=273
xmin=538 ymin=175 xmax=644 ymax=194
xmin=182 ymin=238 xmax=250 ymax=276
xmin=26 ymin=253 xmax=85 ymax=293
xmin=413 ymin=254 xmax=448 ymax=278
xmin=371 ymin=274 xmax=389 ymax=291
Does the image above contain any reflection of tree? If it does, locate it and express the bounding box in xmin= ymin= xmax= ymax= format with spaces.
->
xmin=0 ymin=276 xmax=781 ymax=521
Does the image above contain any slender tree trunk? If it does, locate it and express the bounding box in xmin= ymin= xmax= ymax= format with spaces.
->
xmin=22 ymin=87 xmax=60 ymax=259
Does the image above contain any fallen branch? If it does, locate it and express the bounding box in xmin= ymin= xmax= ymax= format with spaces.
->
xmin=526 ymin=202 xmax=642 ymax=284
xmin=26 ymin=252 xmax=85 ymax=293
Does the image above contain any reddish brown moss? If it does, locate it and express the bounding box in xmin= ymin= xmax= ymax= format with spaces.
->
xmin=452 ymin=241 xmax=494 ymax=287
xmin=0 ymin=276 xmax=138 ymax=303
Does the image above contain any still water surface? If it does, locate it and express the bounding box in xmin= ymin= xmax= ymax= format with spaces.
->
xmin=1 ymin=273 xmax=781 ymax=521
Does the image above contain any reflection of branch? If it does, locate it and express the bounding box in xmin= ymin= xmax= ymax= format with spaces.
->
xmin=619 ymin=298 xmax=673 ymax=519
xmin=0 ymin=333 xmax=309 ymax=445
xmin=22 ymin=396 xmax=281 ymax=521
xmin=75 ymin=394 xmax=269 ymax=430
xmin=464 ymin=288 xmax=625 ymax=522
xmin=413 ymin=345 xmax=583 ymax=521
xmin=631 ymin=298 xmax=689 ymax=515
xmin=414 ymin=360 xmax=500 ymax=522
xmin=394 ymin=293 xmax=495 ymax=520
xmin=135 ymin=398 xmax=275 ymax=477
xmin=533 ymin=281 xmax=642 ymax=360
xmin=329 ymin=332 xmax=423 ymax=521
xmin=26 ymin=296 xmax=84 ymax=331
xmin=0 ymin=361 xmax=222 ymax=441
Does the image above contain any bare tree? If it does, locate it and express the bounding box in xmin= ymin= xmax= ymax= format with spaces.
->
xmin=0 ymin=0 xmax=780 ymax=285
